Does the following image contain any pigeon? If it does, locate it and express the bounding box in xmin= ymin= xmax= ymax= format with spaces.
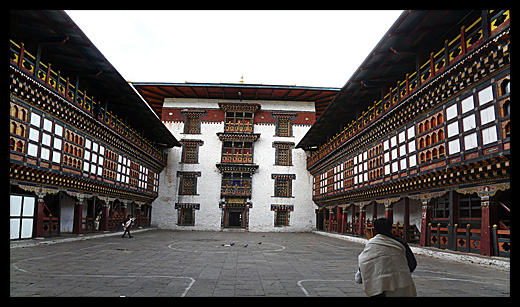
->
xmin=230 ymin=242 xmax=235 ymax=246
xmin=257 ymin=242 xmax=262 ymax=244
xmin=244 ymin=244 xmax=248 ymax=248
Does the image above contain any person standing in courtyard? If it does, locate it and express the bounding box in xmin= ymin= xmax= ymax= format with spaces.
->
xmin=356 ymin=217 xmax=417 ymax=297
xmin=122 ymin=214 xmax=136 ymax=238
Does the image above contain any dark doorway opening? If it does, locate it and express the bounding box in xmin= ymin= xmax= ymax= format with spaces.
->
xmin=228 ymin=211 xmax=243 ymax=227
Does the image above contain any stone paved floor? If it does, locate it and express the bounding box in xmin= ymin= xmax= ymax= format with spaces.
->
xmin=10 ymin=229 xmax=510 ymax=297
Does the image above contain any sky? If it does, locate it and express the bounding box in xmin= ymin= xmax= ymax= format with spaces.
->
xmin=65 ymin=10 xmax=403 ymax=88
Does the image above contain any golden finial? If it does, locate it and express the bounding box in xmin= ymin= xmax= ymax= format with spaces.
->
xmin=239 ymin=75 xmax=244 ymax=84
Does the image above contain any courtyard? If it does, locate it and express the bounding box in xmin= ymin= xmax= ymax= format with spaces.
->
xmin=10 ymin=229 xmax=510 ymax=297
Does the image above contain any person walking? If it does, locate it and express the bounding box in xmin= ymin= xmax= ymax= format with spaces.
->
xmin=356 ymin=217 xmax=417 ymax=297
xmin=122 ymin=214 xmax=136 ymax=238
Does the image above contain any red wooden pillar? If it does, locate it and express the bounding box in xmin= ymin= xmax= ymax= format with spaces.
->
xmin=99 ymin=202 xmax=109 ymax=231
xmin=351 ymin=204 xmax=356 ymax=233
xmin=420 ymin=199 xmax=432 ymax=246
xmin=480 ymin=196 xmax=495 ymax=256
xmin=460 ymin=26 xmax=467 ymax=56
xmin=18 ymin=42 xmax=25 ymax=67
xmin=403 ymin=197 xmax=410 ymax=243
xmin=342 ymin=207 xmax=348 ymax=233
xmin=34 ymin=194 xmax=45 ymax=238
xmin=358 ymin=205 xmax=366 ymax=237
xmin=72 ymin=196 xmax=83 ymax=235
xmin=327 ymin=208 xmax=333 ymax=232
xmin=337 ymin=206 xmax=342 ymax=233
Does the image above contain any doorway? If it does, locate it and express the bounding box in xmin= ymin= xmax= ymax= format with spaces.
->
xmin=228 ymin=211 xmax=243 ymax=227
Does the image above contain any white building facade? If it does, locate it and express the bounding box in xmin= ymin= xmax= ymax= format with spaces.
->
xmin=135 ymin=83 xmax=340 ymax=232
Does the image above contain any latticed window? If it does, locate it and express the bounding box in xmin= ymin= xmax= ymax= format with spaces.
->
xmin=181 ymin=110 xmax=205 ymax=134
xmin=178 ymin=172 xmax=201 ymax=195
xmin=221 ymin=141 xmax=253 ymax=163
xmin=181 ymin=140 xmax=203 ymax=163
xmin=273 ymin=113 xmax=297 ymax=137
xmin=459 ymin=193 xmax=481 ymax=219
xmin=277 ymin=119 xmax=290 ymax=137
xmin=175 ymin=203 xmax=199 ymax=226
xmin=178 ymin=208 xmax=195 ymax=226
xmin=432 ymin=193 xmax=450 ymax=219
xmin=277 ymin=148 xmax=290 ymax=165
xmin=272 ymin=174 xmax=296 ymax=197
xmin=273 ymin=142 xmax=294 ymax=166
xmin=225 ymin=112 xmax=253 ymax=132
xmin=271 ymin=205 xmax=293 ymax=227
xmin=275 ymin=210 xmax=289 ymax=226
xmin=221 ymin=173 xmax=251 ymax=197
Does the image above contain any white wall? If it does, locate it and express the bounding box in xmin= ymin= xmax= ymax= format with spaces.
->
xmin=151 ymin=98 xmax=317 ymax=232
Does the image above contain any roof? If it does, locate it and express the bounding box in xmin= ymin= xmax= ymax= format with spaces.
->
xmin=132 ymin=82 xmax=341 ymax=119
xmin=297 ymin=10 xmax=478 ymax=149
xmin=10 ymin=10 xmax=180 ymax=148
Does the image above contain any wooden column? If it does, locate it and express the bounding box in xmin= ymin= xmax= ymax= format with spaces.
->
xmin=72 ymin=195 xmax=84 ymax=235
xmin=99 ymin=202 xmax=109 ymax=231
xmin=358 ymin=205 xmax=366 ymax=237
xmin=403 ymin=197 xmax=410 ymax=243
xmin=337 ymin=206 xmax=342 ymax=233
xmin=351 ymin=204 xmax=356 ymax=233
xmin=342 ymin=207 xmax=348 ymax=233
xmin=34 ymin=194 xmax=45 ymax=238
xmin=480 ymin=195 xmax=494 ymax=256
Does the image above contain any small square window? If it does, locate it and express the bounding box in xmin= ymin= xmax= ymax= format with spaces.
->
xmin=43 ymin=118 xmax=53 ymax=132
xmin=448 ymin=139 xmax=460 ymax=155
xmin=462 ymin=114 xmax=476 ymax=132
xmin=480 ymin=106 xmax=496 ymax=125
xmin=481 ymin=126 xmax=498 ymax=145
xmin=407 ymin=126 xmax=415 ymax=139
xmin=478 ymin=85 xmax=494 ymax=105
xmin=52 ymin=151 xmax=61 ymax=163
xmin=55 ymin=124 xmax=63 ymax=137
xmin=464 ymin=133 xmax=478 ymax=150
xmin=446 ymin=103 xmax=458 ymax=120
xmin=447 ymin=121 xmax=459 ymax=138
xmin=30 ymin=113 xmax=41 ymax=127
xmin=461 ymin=96 xmax=474 ymax=114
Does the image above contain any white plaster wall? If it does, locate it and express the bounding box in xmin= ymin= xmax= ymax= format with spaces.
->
xmin=152 ymin=98 xmax=317 ymax=232
xmin=249 ymin=124 xmax=316 ymax=232
xmin=152 ymin=120 xmax=224 ymax=231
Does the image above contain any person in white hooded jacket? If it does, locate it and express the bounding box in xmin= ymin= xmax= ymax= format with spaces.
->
xmin=356 ymin=218 xmax=417 ymax=297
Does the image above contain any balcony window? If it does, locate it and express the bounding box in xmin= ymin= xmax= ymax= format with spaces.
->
xmin=225 ymin=112 xmax=253 ymax=132
xmin=222 ymin=141 xmax=253 ymax=163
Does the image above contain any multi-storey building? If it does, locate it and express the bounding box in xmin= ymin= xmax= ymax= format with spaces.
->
xmin=297 ymin=10 xmax=510 ymax=257
xmin=133 ymin=82 xmax=339 ymax=231
xmin=10 ymin=10 xmax=179 ymax=240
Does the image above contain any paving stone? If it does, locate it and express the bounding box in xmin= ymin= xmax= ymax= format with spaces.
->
xmin=11 ymin=229 xmax=510 ymax=297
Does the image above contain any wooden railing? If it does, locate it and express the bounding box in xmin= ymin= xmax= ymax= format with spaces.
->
xmin=10 ymin=39 xmax=167 ymax=165
xmin=493 ymin=225 xmax=510 ymax=257
xmin=307 ymin=10 xmax=510 ymax=169
xmin=454 ymin=224 xmax=481 ymax=254
xmin=428 ymin=222 xmax=450 ymax=250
